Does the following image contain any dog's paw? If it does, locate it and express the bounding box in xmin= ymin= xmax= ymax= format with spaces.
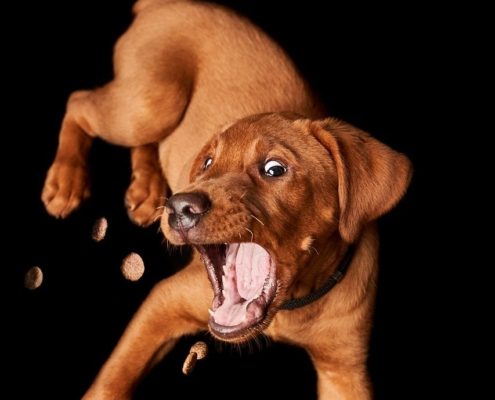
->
xmin=125 ymin=169 xmax=165 ymax=227
xmin=41 ymin=161 xmax=90 ymax=218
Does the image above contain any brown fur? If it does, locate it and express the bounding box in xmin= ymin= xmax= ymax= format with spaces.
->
xmin=42 ymin=1 xmax=412 ymax=398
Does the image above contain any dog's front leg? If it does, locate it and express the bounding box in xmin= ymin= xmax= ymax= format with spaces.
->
xmin=83 ymin=260 xmax=210 ymax=400
xmin=310 ymin=353 xmax=372 ymax=400
xmin=125 ymin=144 xmax=167 ymax=227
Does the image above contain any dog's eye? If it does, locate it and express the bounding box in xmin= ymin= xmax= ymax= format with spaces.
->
xmin=263 ymin=160 xmax=287 ymax=177
xmin=203 ymin=157 xmax=213 ymax=170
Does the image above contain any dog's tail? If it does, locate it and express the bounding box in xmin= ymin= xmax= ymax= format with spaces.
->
xmin=133 ymin=0 xmax=191 ymax=15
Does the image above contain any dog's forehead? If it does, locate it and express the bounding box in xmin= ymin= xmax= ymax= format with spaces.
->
xmin=217 ymin=114 xmax=310 ymax=156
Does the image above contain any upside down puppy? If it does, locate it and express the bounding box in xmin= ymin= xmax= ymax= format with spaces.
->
xmin=42 ymin=1 xmax=412 ymax=398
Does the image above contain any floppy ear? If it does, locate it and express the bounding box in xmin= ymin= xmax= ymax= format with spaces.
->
xmin=310 ymin=118 xmax=412 ymax=243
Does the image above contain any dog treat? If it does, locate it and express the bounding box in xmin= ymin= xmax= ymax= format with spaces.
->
xmin=92 ymin=217 xmax=108 ymax=242
xmin=182 ymin=341 xmax=208 ymax=375
xmin=24 ymin=266 xmax=43 ymax=290
xmin=121 ymin=252 xmax=145 ymax=281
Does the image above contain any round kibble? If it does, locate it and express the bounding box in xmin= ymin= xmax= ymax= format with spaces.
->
xmin=24 ymin=266 xmax=43 ymax=290
xmin=92 ymin=217 xmax=108 ymax=242
xmin=121 ymin=252 xmax=145 ymax=281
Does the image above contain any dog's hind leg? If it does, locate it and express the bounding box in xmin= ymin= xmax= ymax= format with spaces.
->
xmin=42 ymin=68 xmax=191 ymax=220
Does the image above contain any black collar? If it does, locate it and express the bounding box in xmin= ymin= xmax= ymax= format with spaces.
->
xmin=280 ymin=245 xmax=356 ymax=311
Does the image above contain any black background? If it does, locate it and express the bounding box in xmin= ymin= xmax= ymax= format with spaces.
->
xmin=5 ymin=1 xmax=456 ymax=399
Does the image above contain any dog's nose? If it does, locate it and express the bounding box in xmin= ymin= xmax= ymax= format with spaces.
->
xmin=166 ymin=192 xmax=211 ymax=231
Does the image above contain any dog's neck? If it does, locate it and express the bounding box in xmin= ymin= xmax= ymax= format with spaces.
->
xmin=285 ymin=234 xmax=352 ymax=307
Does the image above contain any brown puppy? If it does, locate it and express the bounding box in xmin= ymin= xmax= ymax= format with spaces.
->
xmin=42 ymin=1 xmax=412 ymax=399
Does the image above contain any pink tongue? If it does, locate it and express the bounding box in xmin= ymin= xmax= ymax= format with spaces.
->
xmin=231 ymin=243 xmax=270 ymax=300
xmin=212 ymin=243 xmax=270 ymax=327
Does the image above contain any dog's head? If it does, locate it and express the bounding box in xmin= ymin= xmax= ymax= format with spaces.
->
xmin=162 ymin=113 xmax=412 ymax=342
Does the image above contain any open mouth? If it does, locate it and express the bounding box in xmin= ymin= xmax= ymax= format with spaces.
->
xmin=196 ymin=243 xmax=277 ymax=340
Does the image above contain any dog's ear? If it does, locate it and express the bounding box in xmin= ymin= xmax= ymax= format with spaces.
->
xmin=309 ymin=118 xmax=412 ymax=243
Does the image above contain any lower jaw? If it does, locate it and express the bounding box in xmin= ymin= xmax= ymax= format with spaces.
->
xmin=208 ymin=317 xmax=265 ymax=342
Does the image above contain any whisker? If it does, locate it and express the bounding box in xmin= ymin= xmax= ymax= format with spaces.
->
xmin=250 ymin=214 xmax=265 ymax=226
xmin=153 ymin=213 xmax=163 ymax=223
xmin=156 ymin=225 xmax=162 ymax=234
xmin=259 ymin=333 xmax=272 ymax=348
xmin=309 ymin=246 xmax=320 ymax=255
xmin=244 ymin=227 xmax=254 ymax=242
xmin=161 ymin=238 xmax=172 ymax=254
